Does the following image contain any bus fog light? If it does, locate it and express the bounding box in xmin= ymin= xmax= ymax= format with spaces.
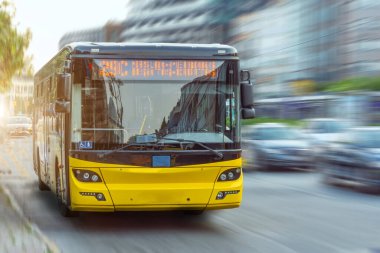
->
xmin=216 ymin=192 xmax=225 ymax=200
xmin=91 ymin=175 xmax=99 ymax=182
xmin=80 ymin=192 xmax=106 ymax=201
xmin=96 ymin=193 xmax=105 ymax=201
xmin=216 ymin=190 xmax=240 ymax=200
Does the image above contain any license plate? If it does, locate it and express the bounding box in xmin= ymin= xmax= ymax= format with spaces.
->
xmin=152 ymin=156 xmax=171 ymax=167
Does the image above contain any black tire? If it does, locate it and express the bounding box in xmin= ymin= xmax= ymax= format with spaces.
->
xmin=56 ymin=162 xmax=78 ymax=217
xmin=37 ymin=154 xmax=49 ymax=191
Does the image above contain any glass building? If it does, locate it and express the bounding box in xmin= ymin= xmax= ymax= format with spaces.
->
xmin=58 ymin=0 xmax=380 ymax=100
xmin=230 ymin=0 xmax=341 ymax=99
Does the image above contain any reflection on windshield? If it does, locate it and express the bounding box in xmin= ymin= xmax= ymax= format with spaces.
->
xmin=72 ymin=59 xmax=239 ymax=150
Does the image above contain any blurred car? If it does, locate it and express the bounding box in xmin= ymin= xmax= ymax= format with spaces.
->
xmin=302 ymin=118 xmax=351 ymax=164
xmin=6 ymin=115 xmax=32 ymax=136
xmin=320 ymin=127 xmax=380 ymax=191
xmin=242 ymin=123 xmax=311 ymax=171
xmin=303 ymin=118 xmax=351 ymax=143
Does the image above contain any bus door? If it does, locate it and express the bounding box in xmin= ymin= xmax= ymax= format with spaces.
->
xmin=42 ymin=80 xmax=50 ymax=184
xmin=57 ymin=112 xmax=69 ymax=203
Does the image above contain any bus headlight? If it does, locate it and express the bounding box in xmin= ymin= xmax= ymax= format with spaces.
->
xmin=218 ymin=168 xmax=241 ymax=182
xmin=83 ymin=172 xmax=90 ymax=180
xmin=73 ymin=169 xmax=102 ymax=182
xmin=91 ymin=174 xmax=99 ymax=182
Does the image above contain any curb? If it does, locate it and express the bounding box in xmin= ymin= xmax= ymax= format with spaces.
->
xmin=1 ymin=185 xmax=61 ymax=253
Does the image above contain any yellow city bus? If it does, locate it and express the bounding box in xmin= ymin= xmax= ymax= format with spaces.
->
xmin=33 ymin=43 xmax=255 ymax=216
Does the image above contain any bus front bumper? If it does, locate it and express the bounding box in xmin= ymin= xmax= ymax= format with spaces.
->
xmin=68 ymin=161 xmax=243 ymax=212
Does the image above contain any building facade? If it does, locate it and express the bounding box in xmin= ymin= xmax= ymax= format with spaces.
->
xmin=58 ymin=22 xmax=123 ymax=49
xmin=231 ymin=0 xmax=380 ymax=99
xmin=336 ymin=0 xmax=380 ymax=79
xmin=121 ymin=0 xmax=223 ymax=44
xmin=230 ymin=0 xmax=341 ymax=99
xmin=58 ymin=0 xmax=380 ymax=100
xmin=120 ymin=0 xmax=266 ymax=44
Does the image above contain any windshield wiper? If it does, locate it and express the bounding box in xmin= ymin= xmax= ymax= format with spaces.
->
xmin=97 ymin=137 xmax=224 ymax=161
xmin=158 ymin=137 xmax=224 ymax=160
xmin=97 ymin=143 xmax=162 ymax=159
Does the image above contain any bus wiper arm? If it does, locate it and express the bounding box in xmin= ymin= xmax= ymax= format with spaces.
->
xmin=97 ymin=138 xmax=224 ymax=160
xmin=97 ymin=143 xmax=160 ymax=159
xmin=158 ymin=137 xmax=224 ymax=160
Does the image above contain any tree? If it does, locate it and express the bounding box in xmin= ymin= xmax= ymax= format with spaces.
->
xmin=0 ymin=0 xmax=31 ymax=92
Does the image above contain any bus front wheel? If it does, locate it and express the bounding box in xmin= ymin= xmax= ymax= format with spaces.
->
xmin=37 ymin=154 xmax=49 ymax=191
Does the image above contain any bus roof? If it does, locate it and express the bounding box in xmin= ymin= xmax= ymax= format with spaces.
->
xmin=64 ymin=42 xmax=238 ymax=59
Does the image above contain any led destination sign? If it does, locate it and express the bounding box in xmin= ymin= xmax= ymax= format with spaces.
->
xmin=93 ymin=59 xmax=220 ymax=80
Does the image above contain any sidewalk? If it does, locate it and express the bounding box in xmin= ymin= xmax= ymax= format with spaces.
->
xmin=0 ymin=185 xmax=59 ymax=253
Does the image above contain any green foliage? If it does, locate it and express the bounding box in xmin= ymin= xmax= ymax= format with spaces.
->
xmin=318 ymin=76 xmax=380 ymax=92
xmin=242 ymin=117 xmax=302 ymax=126
xmin=0 ymin=0 xmax=32 ymax=91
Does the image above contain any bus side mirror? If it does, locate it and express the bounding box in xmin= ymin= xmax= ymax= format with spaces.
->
xmin=57 ymin=73 xmax=71 ymax=101
xmin=242 ymin=108 xmax=255 ymax=119
xmin=55 ymin=101 xmax=70 ymax=113
xmin=240 ymin=70 xmax=255 ymax=119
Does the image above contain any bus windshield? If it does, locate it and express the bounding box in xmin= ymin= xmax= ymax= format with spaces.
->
xmin=71 ymin=59 xmax=239 ymax=150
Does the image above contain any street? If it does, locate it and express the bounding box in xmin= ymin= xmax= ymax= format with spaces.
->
xmin=1 ymin=137 xmax=380 ymax=253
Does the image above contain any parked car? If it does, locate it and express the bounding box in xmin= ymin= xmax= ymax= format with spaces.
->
xmin=6 ymin=115 xmax=32 ymax=136
xmin=242 ymin=123 xmax=311 ymax=171
xmin=320 ymin=127 xmax=380 ymax=191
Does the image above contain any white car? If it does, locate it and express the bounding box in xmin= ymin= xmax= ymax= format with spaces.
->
xmin=303 ymin=118 xmax=351 ymax=143
xmin=6 ymin=116 xmax=32 ymax=136
xmin=242 ymin=123 xmax=312 ymax=171
xmin=302 ymin=118 xmax=352 ymax=165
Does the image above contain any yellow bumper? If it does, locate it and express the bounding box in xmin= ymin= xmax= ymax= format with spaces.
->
xmin=69 ymin=157 xmax=243 ymax=212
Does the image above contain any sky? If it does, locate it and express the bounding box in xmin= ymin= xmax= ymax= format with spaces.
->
xmin=11 ymin=0 xmax=129 ymax=71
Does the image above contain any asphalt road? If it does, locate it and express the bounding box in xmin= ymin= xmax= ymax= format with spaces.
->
xmin=1 ymin=136 xmax=380 ymax=253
